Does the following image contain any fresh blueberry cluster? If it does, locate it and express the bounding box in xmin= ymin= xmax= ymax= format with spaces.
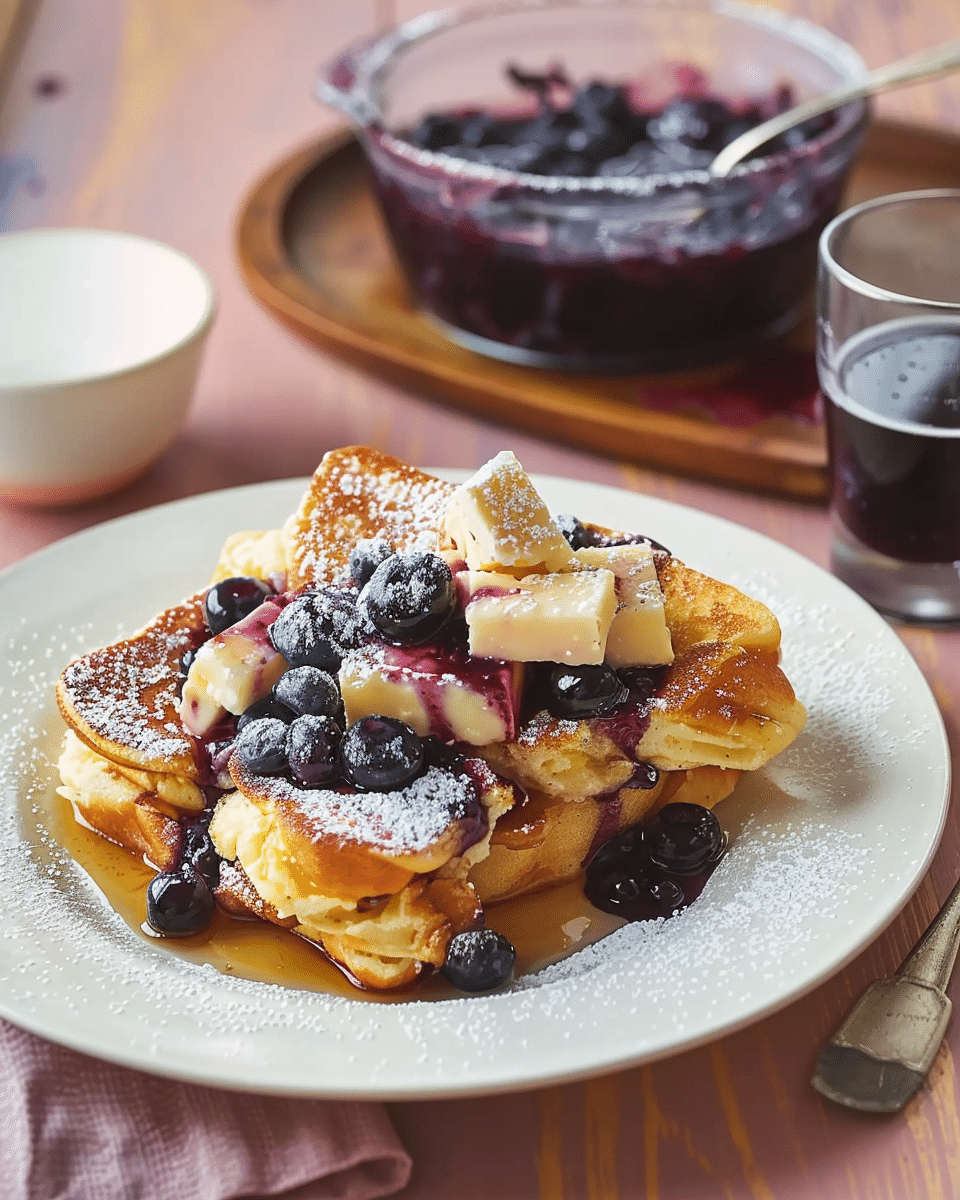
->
xmin=408 ymin=69 xmax=832 ymax=179
xmin=584 ymin=803 xmax=727 ymax=922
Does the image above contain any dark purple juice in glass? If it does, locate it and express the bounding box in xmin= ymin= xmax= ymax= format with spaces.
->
xmin=825 ymin=320 xmax=960 ymax=563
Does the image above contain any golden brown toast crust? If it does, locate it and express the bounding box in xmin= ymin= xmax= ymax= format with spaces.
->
xmin=658 ymin=556 xmax=781 ymax=655
xmin=285 ymin=446 xmax=457 ymax=590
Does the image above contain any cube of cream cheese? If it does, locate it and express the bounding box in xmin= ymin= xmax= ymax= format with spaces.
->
xmin=462 ymin=568 xmax=616 ymax=664
xmin=444 ymin=451 xmax=575 ymax=576
xmin=339 ymin=642 xmax=523 ymax=746
xmin=574 ymin=545 xmax=674 ymax=667
xmin=179 ymin=598 xmax=288 ymax=736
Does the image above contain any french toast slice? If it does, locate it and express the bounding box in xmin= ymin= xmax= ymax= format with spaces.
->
xmin=54 ymin=529 xmax=292 ymax=868
xmin=56 ymin=594 xmax=206 ymax=780
xmin=285 ymin=445 xmax=457 ymax=589
xmin=55 ymin=595 xmax=209 ymax=868
xmin=209 ymin=755 xmax=514 ymax=989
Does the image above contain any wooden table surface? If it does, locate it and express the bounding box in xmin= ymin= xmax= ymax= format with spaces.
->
xmin=2 ymin=2 xmax=960 ymax=1197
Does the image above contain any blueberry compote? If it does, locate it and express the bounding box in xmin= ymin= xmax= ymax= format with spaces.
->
xmin=585 ymin=803 xmax=727 ymax=922
xmin=370 ymin=69 xmax=855 ymax=367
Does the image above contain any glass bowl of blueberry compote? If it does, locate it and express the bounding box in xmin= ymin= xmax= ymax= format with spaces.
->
xmin=318 ymin=0 xmax=868 ymax=371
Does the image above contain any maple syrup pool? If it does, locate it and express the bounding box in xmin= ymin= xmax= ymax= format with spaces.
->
xmin=51 ymin=789 xmax=627 ymax=1003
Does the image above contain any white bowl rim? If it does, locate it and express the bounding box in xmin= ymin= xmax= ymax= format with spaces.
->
xmin=0 ymin=227 xmax=217 ymax=394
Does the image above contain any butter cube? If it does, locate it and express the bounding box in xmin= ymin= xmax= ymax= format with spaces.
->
xmin=339 ymin=642 xmax=523 ymax=747
xmin=179 ymin=599 xmax=288 ymax=734
xmin=574 ymin=545 xmax=673 ymax=667
xmin=463 ymin=568 xmax=616 ymax=664
xmin=444 ymin=451 xmax=575 ymax=576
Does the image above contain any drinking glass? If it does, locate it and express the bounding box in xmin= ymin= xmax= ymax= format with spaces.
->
xmin=817 ymin=189 xmax=960 ymax=623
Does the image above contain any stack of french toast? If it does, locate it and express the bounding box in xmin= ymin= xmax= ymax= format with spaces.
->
xmin=55 ymin=446 xmax=806 ymax=993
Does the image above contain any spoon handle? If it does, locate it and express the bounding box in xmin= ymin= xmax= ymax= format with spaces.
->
xmin=899 ymin=875 xmax=960 ymax=991
xmin=710 ymin=38 xmax=960 ymax=177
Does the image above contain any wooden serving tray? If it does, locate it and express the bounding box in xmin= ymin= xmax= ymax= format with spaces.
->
xmin=236 ymin=121 xmax=960 ymax=498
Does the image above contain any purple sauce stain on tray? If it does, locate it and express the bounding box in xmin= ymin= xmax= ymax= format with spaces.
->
xmin=636 ymin=347 xmax=821 ymax=427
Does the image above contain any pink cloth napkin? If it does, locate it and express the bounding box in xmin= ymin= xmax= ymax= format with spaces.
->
xmin=0 ymin=1020 xmax=412 ymax=1200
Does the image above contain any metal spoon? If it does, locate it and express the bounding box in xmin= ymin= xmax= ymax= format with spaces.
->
xmin=710 ymin=38 xmax=960 ymax=177
xmin=811 ymin=874 xmax=960 ymax=1113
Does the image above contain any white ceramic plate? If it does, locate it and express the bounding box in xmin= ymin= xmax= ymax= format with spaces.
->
xmin=0 ymin=475 xmax=950 ymax=1099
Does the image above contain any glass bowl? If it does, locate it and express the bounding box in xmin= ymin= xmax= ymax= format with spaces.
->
xmin=319 ymin=0 xmax=868 ymax=372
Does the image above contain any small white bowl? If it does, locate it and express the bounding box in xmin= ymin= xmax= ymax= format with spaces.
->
xmin=0 ymin=228 xmax=216 ymax=505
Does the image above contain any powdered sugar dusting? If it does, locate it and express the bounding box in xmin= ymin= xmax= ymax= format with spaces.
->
xmin=57 ymin=595 xmax=204 ymax=768
xmin=237 ymin=763 xmax=479 ymax=853
xmin=290 ymin=448 xmax=456 ymax=588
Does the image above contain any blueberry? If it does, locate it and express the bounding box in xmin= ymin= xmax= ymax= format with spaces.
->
xmin=625 ymin=762 xmax=660 ymax=790
xmin=459 ymin=112 xmax=505 ymax=149
xmin=586 ymin=824 xmax=645 ymax=876
xmin=179 ymin=646 xmax=198 ymax=676
xmin=358 ymin=551 xmax=456 ymax=645
xmin=183 ymin=823 xmax=222 ymax=889
xmin=408 ymin=113 xmax=462 ymax=151
xmin=236 ymin=693 xmax=295 ymax=731
xmin=349 ymin=539 xmax=395 ymax=588
xmin=571 ymin=82 xmax=633 ymax=131
xmin=232 ymin=717 xmax=290 ymax=775
xmin=440 ymin=929 xmax=515 ymax=992
xmin=422 ymin=738 xmax=466 ymax=771
xmin=555 ymin=513 xmax=592 ymax=549
xmin=547 ymin=664 xmax=629 ymax=719
xmin=206 ymin=737 xmax=236 ymax=788
xmin=274 ymin=665 xmax=342 ymax=720
xmin=203 ymin=576 xmax=272 ymax=635
xmin=648 ymin=97 xmax=732 ymax=154
xmin=288 ymin=714 xmax=343 ymax=788
xmin=645 ymin=803 xmax=726 ymax=876
xmin=146 ymin=866 xmax=215 ymax=937
xmin=339 ymin=715 xmax=425 ymax=791
xmin=268 ymin=587 xmax=362 ymax=670
xmin=585 ymin=867 xmax=685 ymax=921
xmin=616 ymin=668 xmax=665 ymax=705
